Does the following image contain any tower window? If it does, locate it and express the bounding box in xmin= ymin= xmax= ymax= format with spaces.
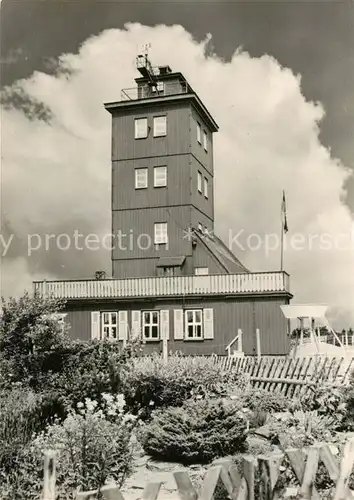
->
xmin=203 ymin=130 xmax=208 ymax=151
xmin=197 ymin=122 xmax=201 ymax=144
xmin=197 ymin=171 xmax=202 ymax=193
xmin=154 ymin=222 xmax=168 ymax=244
xmin=204 ymin=177 xmax=208 ymax=198
xmin=154 ymin=166 xmax=167 ymax=187
xmin=135 ymin=118 xmax=148 ymax=139
xmin=135 ymin=168 xmax=148 ymax=189
xmin=153 ymin=116 xmax=167 ymax=137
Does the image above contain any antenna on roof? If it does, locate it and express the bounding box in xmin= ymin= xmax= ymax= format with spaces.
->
xmin=136 ymin=43 xmax=158 ymax=89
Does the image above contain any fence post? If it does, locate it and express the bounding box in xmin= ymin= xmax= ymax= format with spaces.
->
xmin=238 ymin=328 xmax=243 ymax=353
xmin=43 ymin=450 xmax=56 ymax=500
xmin=256 ymin=329 xmax=261 ymax=361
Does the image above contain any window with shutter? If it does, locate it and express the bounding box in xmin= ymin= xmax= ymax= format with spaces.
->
xmin=118 ymin=311 xmax=128 ymax=342
xmin=142 ymin=311 xmax=160 ymax=340
xmin=160 ymin=310 xmax=170 ymax=340
xmin=197 ymin=171 xmax=202 ymax=193
xmin=203 ymin=308 xmax=214 ymax=339
xmin=91 ymin=312 xmax=101 ymax=341
xmin=174 ymin=309 xmax=184 ymax=340
xmin=184 ymin=310 xmax=203 ymax=340
xmin=101 ymin=312 xmax=118 ymax=340
xmin=131 ymin=311 xmax=141 ymax=339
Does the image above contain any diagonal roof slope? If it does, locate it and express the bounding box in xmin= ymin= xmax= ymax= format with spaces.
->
xmin=195 ymin=229 xmax=249 ymax=273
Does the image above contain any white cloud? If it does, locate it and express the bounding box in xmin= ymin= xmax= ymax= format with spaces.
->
xmin=1 ymin=23 xmax=353 ymax=327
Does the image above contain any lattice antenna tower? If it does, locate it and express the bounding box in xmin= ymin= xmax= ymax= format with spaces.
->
xmin=136 ymin=43 xmax=158 ymax=89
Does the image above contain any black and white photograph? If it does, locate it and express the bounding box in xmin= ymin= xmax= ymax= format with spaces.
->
xmin=1 ymin=0 xmax=354 ymax=498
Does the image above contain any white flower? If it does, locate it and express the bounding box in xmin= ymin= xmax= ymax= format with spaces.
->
xmin=77 ymin=402 xmax=84 ymax=409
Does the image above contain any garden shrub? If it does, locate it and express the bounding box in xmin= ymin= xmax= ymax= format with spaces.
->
xmin=121 ymin=353 xmax=244 ymax=417
xmin=46 ymin=339 xmax=142 ymax=415
xmin=0 ymin=388 xmax=44 ymax=473
xmin=265 ymin=410 xmax=337 ymax=448
xmin=0 ymin=394 xmax=136 ymax=500
xmin=139 ymin=398 xmax=248 ymax=464
xmin=240 ymin=388 xmax=300 ymax=414
xmin=301 ymin=383 xmax=347 ymax=430
xmin=0 ymin=292 xmax=73 ymax=391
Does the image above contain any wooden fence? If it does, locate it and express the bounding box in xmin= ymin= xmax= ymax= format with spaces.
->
xmin=215 ymin=356 xmax=354 ymax=397
xmin=43 ymin=439 xmax=354 ymax=500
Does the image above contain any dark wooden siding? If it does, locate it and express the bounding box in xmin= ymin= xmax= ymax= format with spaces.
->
xmin=190 ymin=157 xmax=214 ymax=221
xmin=190 ymin=106 xmax=214 ymax=175
xmin=112 ymin=155 xmax=191 ymax=211
xmin=64 ymin=295 xmax=290 ymax=355
xmin=112 ymin=205 xmax=192 ymax=261
xmin=254 ymin=298 xmax=290 ymax=355
xmin=112 ymin=102 xmax=191 ymax=161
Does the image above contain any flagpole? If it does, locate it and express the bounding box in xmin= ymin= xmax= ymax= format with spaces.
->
xmin=280 ymin=210 xmax=284 ymax=271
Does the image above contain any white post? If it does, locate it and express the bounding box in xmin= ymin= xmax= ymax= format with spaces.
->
xmin=256 ymin=328 xmax=261 ymax=361
xmin=162 ymin=337 xmax=168 ymax=363
xmin=238 ymin=328 xmax=243 ymax=353
xmin=43 ymin=450 xmax=56 ymax=500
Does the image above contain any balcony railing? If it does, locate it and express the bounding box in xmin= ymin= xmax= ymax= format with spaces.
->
xmin=121 ymin=82 xmax=189 ymax=101
xmin=33 ymin=272 xmax=290 ymax=300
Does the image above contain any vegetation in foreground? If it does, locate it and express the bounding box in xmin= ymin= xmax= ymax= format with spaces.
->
xmin=1 ymin=293 xmax=354 ymax=499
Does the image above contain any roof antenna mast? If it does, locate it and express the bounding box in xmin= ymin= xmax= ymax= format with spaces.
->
xmin=136 ymin=43 xmax=158 ymax=89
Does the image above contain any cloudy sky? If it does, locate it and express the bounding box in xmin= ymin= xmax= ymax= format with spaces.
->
xmin=0 ymin=0 xmax=353 ymax=327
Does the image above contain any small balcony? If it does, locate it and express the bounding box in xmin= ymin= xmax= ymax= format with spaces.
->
xmin=121 ymin=81 xmax=190 ymax=101
xmin=33 ymin=271 xmax=290 ymax=301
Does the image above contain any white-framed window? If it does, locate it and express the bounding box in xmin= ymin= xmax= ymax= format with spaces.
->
xmin=135 ymin=168 xmax=148 ymax=189
xmin=101 ymin=312 xmax=118 ymax=339
xmin=203 ymin=130 xmax=208 ymax=151
xmin=185 ymin=309 xmax=203 ymax=339
xmin=204 ymin=177 xmax=208 ymax=198
xmin=197 ymin=171 xmax=202 ymax=193
xmin=154 ymin=222 xmax=168 ymax=244
xmin=154 ymin=166 xmax=167 ymax=187
xmin=197 ymin=122 xmax=201 ymax=144
xmin=142 ymin=311 xmax=160 ymax=340
xmin=195 ymin=267 xmax=208 ymax=275
xmin=135 ymin=118 xmax=148 ymax=139
xmin=153 ymin=116 xmax=167 ymax=137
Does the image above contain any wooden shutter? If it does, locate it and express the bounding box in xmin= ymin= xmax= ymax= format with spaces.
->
xmin=91 ymin=311 xmax=100 ymax=341
xmin=118 ymin=311 xmax=128 ymax=341
xmin=174 ymin=309 xmax=184 ymax=340
xmin=131 ymin=310 xmax=141 ymax=339
xmin=203 ymin=308 xmax=214 ymax=339
xmin=160 ymin=310 xmax=170 ymax=340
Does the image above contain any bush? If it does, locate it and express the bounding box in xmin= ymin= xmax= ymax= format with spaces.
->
xmin=121 ymin=353 xmax=244 ymax=417
xmin=0 ymin=388 xmax=44 ymax=473
xmin=265 ymin=410 xmax=337 ymax=448
xmin=301 ymin=383 xmax=347 ymax=430
xmin=45 ymin=339 xmax=142 ymax=416
xmin=0 ymin=292 xmax=72 ymax=391
xmin=0 ymin=395 xmax=136 ymax=500
xmin=240 ymin=388 xmax=299 ymax=414
xmin=139 ymin=398 xmax=248 ymax=464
